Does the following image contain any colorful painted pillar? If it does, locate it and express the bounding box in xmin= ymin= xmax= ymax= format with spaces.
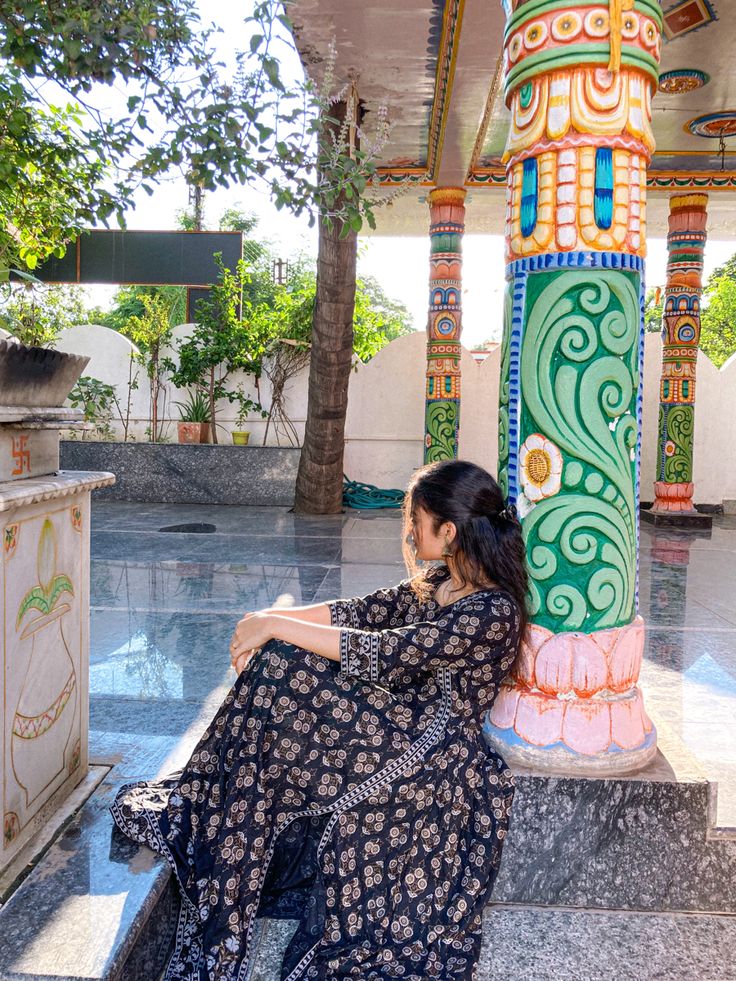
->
xmin=647 ymin=194 xmax=710 ymax=524
xmin=424 ymin=186 xmax=466 ymax=463
xmin=485 ymin=0 xmax=662 ymax=773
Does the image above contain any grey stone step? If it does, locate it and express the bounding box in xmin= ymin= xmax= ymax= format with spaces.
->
xmin=493 ymin=727 xmax=736 ymax=913
xmin=248 ymin=906 xmax=736 ymax=981
xmin=0 ymin=725 xmax=210 ymax=981
xmin=479 ymin=906 xmax=736 ymax=981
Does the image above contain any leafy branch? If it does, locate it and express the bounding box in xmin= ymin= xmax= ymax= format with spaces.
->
xmin=0 ymin=0 xmax=409 ymax=277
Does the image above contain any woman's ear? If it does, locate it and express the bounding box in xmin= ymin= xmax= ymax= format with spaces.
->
xmin=444 ymin=521 xmax=457 ymax=543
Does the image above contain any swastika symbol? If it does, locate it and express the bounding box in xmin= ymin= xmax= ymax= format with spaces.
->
xmin=11 ymin=435 xmax=31 ymax=476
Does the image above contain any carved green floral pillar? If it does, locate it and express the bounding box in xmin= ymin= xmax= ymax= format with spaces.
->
xmin=424 ymin=187 xmax=466 ymax=462
xmin=485 ymin=0 xmax=662 ymax=773
xmin=648 ymin=193 xmax=709 ymax=523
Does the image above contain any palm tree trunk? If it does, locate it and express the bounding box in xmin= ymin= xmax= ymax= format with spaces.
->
xmin=294 ymin=102 xmax=359 ymax=514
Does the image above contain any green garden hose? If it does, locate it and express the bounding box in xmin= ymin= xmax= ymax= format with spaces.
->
xmin=342 ymin=476 xmax=405 ymax=510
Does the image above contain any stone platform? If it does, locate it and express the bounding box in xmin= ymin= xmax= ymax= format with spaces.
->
xmin=641 ymin=506 xmax=714 ymax=530
xmin=59 ymin=441 xmax=301 ymax=506
xmin=492 ymin=733 xmax=736 ymax=912
xmin=250 ymin=907 xmax=736 ymax=981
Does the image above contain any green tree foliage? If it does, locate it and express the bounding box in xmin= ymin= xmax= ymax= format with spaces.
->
xmin=353 ymin=275 xmax=414 ymax=359
xmin=643 ymin=287 xmax=663 ymax=333
xmin=0 ymin=283 xmax=88 ymax=346
xmin=0 ymin=73 xmax=107 ymax=272
xmin=101 ymin=285 xmax=187 ymax=334
xmin=224 ymin=207 xmax=271 ymax=276
xmin=0 ymin=2 xmax=388 ymax=274
xmin=700 ymin=255 xmax=736 ymax=368
xmin=163 ymin=247 xmax=413 ymax=444
xmin=219 ymin=206 xmax=260 ymax=236
xmin=67 ymin=375 xmax=116 ymax=440
xmin=122 ymin=292 xmax=175 ymax=441
xmin=257 ymin=263 xmax=414 ymax=363
xmin=165 ymin=254 xmax=270 ymax=443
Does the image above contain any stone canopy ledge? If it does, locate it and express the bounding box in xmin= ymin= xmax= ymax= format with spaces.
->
xmin=0 ymin=470 xmax=116 ymax=512
xmin=0 ymin=406 xmax=83 ymax=423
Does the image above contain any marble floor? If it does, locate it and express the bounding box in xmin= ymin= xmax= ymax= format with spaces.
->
xmin=638 ymin=516 xmax=736 ymax=828
xmin=88 ymin=503 xmax=736 ymax=840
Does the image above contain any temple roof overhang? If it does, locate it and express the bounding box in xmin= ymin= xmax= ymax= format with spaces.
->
xmin=290 ymin=0 xmax=736 ymax=237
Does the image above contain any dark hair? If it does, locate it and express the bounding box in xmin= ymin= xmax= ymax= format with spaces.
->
xmin=402 ymin=459 xmax=529 ymax=639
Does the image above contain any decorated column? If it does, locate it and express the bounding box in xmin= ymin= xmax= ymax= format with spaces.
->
xmin=485 ymin=0 xmax=662 ymax=773
xmin=424 ymin=186 xmax=466 ymax=463
xmin=646 ymin=193 xmax=709 ymax=525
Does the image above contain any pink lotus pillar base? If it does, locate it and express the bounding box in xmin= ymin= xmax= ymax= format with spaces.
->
xmin=484 ymin=618 xmax=657 ymax=775
xmin=651 ymin=481 xmax=696 ymax=514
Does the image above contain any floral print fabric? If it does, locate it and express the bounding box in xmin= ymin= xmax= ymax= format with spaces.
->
xmin=111 ymin=566 xmax=520 ymax=980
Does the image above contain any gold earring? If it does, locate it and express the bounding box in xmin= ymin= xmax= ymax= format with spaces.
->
xmin=441 ymin=535 xmax=452 ymax=558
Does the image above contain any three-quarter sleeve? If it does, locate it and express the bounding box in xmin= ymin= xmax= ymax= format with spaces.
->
xmin=326 ymin=578 xmax=416 ymax=632
xmin=339 ymin=592 xmax=519 ymax=684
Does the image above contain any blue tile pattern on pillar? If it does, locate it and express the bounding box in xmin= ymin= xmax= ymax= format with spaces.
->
xmin=520 ymin=158 xmax=538 ymax=239
xmin=594 ymin=147 xmax=614 ymax=230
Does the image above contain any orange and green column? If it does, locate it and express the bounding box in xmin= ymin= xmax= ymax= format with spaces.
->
xmin=424 ymin=186 xmax=466 ymax=463
xmin=651 ymin=194 xmax=709 ymax=517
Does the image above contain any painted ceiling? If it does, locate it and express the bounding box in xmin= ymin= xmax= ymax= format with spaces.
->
xmin=289 ymin=0 xmax=736 ymax=237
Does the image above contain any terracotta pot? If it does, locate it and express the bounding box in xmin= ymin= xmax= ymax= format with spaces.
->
xmin=177 ymin=422 xmax=210 ymax=444
xmin=232 ymin=431 xmax=250 ymax=446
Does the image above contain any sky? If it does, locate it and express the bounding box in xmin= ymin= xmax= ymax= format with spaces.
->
xmin=83 ymin=0 xmax=736 ymax=347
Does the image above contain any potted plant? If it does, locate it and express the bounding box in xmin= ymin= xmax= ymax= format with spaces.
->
xmin=232 ymin=403 xmax=250 ymax=445
xmin=175 ymin=389 xmax=210 ymax=444
xmin=232 ymin=386 xmax=262 ymax=445
xmin=165 ymin=255 xmax=269 ymax=444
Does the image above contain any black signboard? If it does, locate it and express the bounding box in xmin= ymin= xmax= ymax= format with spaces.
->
xmin=32 ymin=230 xmax=243 ymax=286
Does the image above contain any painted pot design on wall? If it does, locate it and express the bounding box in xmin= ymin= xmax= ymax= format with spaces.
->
xmin=11 ymin=518 xmax=78 ymax=807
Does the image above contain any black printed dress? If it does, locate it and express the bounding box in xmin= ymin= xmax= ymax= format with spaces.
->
xmin=111 ymin=565 xmax=520 ymax=981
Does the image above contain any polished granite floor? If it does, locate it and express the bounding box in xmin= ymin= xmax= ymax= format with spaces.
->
xmin=88 ymin=503 xmax=736 ymax=835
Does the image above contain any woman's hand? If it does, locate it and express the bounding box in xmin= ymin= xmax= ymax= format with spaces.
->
xmin=229 ymin=612 xmax=274 ymax=674
xmin=228 ymin=610 xmax=342 ymax=673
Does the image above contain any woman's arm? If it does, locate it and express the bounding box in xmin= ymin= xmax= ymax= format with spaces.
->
xmin=230 ymin=612 xmax=340 ymax=672
xmin=230 ymin=594 xmax=519 ymax=688
xmin=324 ymin=580 xmax=415 ymax=630
xmin=231 ymin=578 xmax=422 ymax=669
xmin=252 ymin=602 xmax=331 ymax=626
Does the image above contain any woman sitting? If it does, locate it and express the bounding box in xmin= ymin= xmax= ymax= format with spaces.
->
xmin=112 ymin=459 xmax=528 ymax=980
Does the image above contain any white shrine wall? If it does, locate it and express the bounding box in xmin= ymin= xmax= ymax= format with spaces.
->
xmin=55 ymin=325 xmax=736 ymax=506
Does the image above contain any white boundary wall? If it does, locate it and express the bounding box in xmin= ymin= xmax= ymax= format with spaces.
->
xmin=53 ymin=325 xmax=736 ymax=505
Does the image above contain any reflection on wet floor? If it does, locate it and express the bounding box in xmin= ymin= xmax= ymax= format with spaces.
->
xmin=89 ymin=503 xmax=736 ymax=827
xmin=639 ymin=519 xmax=736 ymax=827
